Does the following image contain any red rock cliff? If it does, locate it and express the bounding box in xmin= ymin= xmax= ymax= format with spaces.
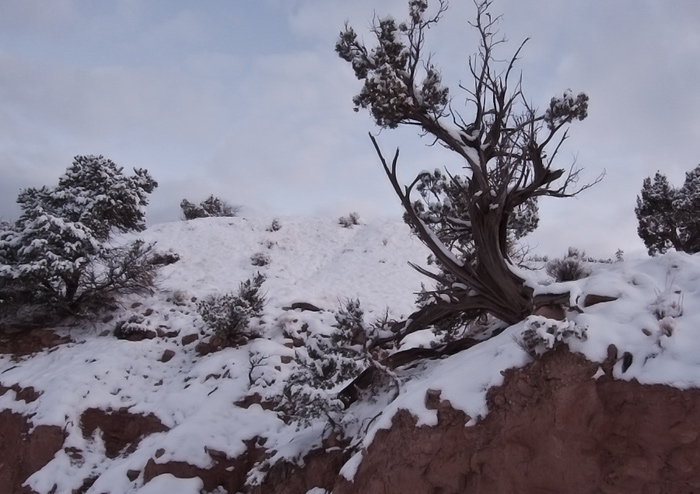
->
xmin=333 ymin=348 xmax=700 ymax=494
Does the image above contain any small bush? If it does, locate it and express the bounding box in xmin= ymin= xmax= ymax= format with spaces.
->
xmin=267 ymin=219 xmax=282 ymax=232
xmin=197 ymin=273 xmax=266 ymax=346
xmin=649 ymin=289 xmax=683 ymax=320
xmin=250 ymin=252 xmax=271 ymax=267
xmin=333 ymin=298 xmax=368 ymax=346
xmin=546 ymin=247 xmax=590 ymax=282
xmin=338 ymin=212 xmax=360 ymax=228
xmin=519 ymin=316 xmax=587 ymax=356
xmin=275 ymin=298 xmax=373 ymax=426
xmin=149 ymin=249 xmax=180 ymax=266
xmin=180 ymin=195 xmax=241 ymax=220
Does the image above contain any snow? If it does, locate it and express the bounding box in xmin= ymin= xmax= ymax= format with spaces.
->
xmin=137 ymin=474 xmax=202 ymax=494
xmin=4 ymin=215 xmax=700 ymax=492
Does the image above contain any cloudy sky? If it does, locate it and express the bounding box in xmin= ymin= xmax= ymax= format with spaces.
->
xmin=1 ymin=0 xmax=699 ymax=259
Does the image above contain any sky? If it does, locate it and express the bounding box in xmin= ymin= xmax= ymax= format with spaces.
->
xmin=1 ymin=0 xmax=699 ymax=259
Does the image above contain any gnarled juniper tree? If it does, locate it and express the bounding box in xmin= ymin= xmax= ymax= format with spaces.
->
xmin=337 ymin=0 xmax=597 ymax=341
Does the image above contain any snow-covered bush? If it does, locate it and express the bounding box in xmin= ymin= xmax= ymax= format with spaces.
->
xmin=333 ymin=298 xmax=368 ymax=346
xmin=267 ymin=218 xmax=282 ymax=232
xmin=635 ymin=172 xmax=678 ymax=255
xmin=546 ymin=248 xmax=590 ymax=282
xmin=649 ymin=288 xmax=683 ymax=320
xmin=197 ymin=273 xmax=266 ymax=346
xmin=636 ymin=165 xmax=700 ymax=255
xmin=180 ymin=195 xmax=240 ymax=220
xmin=276 ymin=298 xmax=373 ymax=426
xmin=250 ymin=252 xmax=271 ymax=267
xmin=0 ymin=156 xmax=158 ymax=326
xmin=519 ymin=316 xmax=587 ymax=356
xmin=338 ymin=212 xmax=360 ymax=228
xmin=149 ymin=249 xmax=180 ymax=266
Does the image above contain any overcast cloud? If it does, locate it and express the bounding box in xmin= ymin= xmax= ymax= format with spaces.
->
xmin=1 ymin=0 xmax=699 ymax=259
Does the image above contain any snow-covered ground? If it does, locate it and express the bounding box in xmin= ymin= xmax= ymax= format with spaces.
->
xmin=2 ymin=215 xmax=700 ymax=493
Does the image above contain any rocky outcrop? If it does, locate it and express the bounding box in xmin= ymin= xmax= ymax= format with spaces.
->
xmin=143 ymin=437 xmax=266 ymax=493
xmin=334 ymin=348 xmax=700 ymax=494
xmin=80 ymin=408 xmax=169 ymax=459
xmin=5 ymin=347 xmax=700 ymax=493
xmin=0 ymin=411 xmax=64 ymax=494
xmin=0 ymin=328 xmax=71 ymax=357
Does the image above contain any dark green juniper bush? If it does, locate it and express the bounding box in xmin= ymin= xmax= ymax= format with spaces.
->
xmin=0 ymin=155 xmax=158 ymax=326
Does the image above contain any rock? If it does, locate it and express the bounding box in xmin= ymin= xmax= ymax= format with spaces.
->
xmin=125 ymin=330 xmax=157 ymax=342
xmin=0 ymin=411 xmax=65 ymax=494
xmin=195 ymin=341 xmax=214 ymax=356
xmin=251 ymin=445 xmax=349 ymax=494
xmin=80 ymin=408 xmax=169 ymax=459
xmin=195 ymin=335 xmax=225 ymax=356
xmin=283 ymin=302 xmax=323 ymax=312
xmin=424 ymin=389 xmax=442 ymax=410
xmin=159 ymin=349 xmax=176 ymax=363
xmin=0 ymin=328 xmax=71 ymax=356
xmin=234 ymin=393 xmax=275 ymax=411
xmin=583 ymin=294 xmax=618 ymax=307
xmin=143 ymin=437 xmax=266 ymax=493
xmin=126 ymin=469 xmax=140 ymax=481
xmin=156 ymin=327 xmax=179 ymax=338
xmin=0 ymin=383 xmax=40 ymax=403
xmin=533 ymin=303 xmax=566 ymax=320
xmin=181 ymin=333 xmax=199 ymax=346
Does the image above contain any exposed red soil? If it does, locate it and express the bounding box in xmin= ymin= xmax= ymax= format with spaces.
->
xmin=250 ymin=432 xmax=351 ymax=494
xmin=143 ymin=437 xmax=267 ymax=493
xmin=80 ymin=407 xmax=169 ymax=459
xmin=0 ymin=410 xmax=64 ymax=494
xmin=5 ymin=346 xmax=700 ymax=493
xmin=334 ymin=347 xmax=700 ymax=494
xmin=0 ymin=328 xmax=71 ymax=357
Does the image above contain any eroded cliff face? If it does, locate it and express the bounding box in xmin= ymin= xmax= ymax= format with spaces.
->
xmin=5 ymin=347 xmax=700 ymax=493
xmin=334 ymin=348 xmax=700 ymax=494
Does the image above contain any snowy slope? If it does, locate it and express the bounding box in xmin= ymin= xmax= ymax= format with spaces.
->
xmin=2 ymin=216 xmax=700 ymax=493
xmin=136 ymin=216 xmax=429 ymax=317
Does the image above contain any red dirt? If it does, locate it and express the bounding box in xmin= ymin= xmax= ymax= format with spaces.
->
xmin=0 ymin=328 xmax=71 ymax=357
xmin=143 ymin=437 xmax=267 ymax=493
xmin=5 ymin=346 xmax=700 ymax=493
xmin=80 ymin=407 xmax=169 ymax=459
xmin=334 ymin=347 xmax=700 ymax=494
xmin=0 ymin=410 xmax=64 ymax=494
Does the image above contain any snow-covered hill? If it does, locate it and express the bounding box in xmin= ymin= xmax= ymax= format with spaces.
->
xmin=2 ymin=216 xmax=700 ymax=493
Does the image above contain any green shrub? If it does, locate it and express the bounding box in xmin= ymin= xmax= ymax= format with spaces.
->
xmin=197 ymin=273 xmax=266 ymax=346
